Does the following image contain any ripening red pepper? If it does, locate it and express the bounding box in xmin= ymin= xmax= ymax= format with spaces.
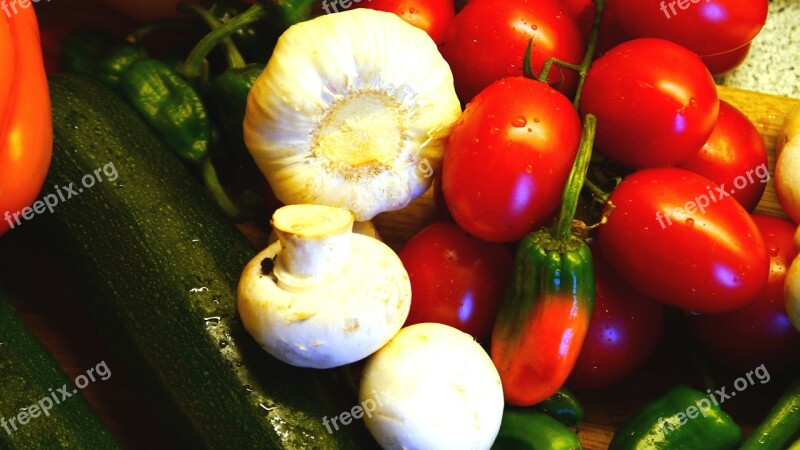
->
xmin=491 ymin=115 xmax=597 ymax=406
xmin=1 ymin=6 xmax=52 ymax=235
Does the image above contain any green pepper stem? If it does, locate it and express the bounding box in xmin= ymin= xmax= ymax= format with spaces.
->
xmin=180 ymin=3 xmax=246 ymax=69
xmin=554 ymin=114 xmax=596 ymax=241
xmin=182 ymin=3 xmax=267 ymax=79
xmin=201 ymin=159 xmax=259 ymax=222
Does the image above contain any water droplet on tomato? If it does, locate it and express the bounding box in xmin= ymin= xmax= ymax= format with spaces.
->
xmin=490 ymin=127 xmax=500 ymax=136
xmin=531 ymin=24 xmax=538 ymax=30
xmin=512 ymin=116 xmax=527 ymax=127
xmin=769 ymin=246 xmax=780 ymax=257
xmin=533 ymin=117 xmax=540 ymax=123
xmin=685 ymin=218 xmax=694 ymax=228
xmin=525 ymin=165 xmax=533 ymax=174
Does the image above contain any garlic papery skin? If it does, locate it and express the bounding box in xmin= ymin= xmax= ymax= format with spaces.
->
xmin=244 ymin=9 xmax=462 ymax=221
xmin=238 ymin=204 xmax=412 ymax=369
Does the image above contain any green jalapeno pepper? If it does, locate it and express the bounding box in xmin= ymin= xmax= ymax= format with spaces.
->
xmin=119 ymin=59 xmax=211 ymax=164
xmin=492 ymin=409 xmax=582 ymax=450
xmin=609 ymin=385 xmax=741 ymax=450
xmin=60 ymin=29 xmax=146 ymax=88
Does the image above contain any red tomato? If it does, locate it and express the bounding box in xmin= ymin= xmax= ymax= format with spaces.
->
xmin=398 ymin=222 xmax=513 ymax=341
xmin=702 ymin=44 xmax=751 ymax=77
xmin=440 ymin=0 xmax=584 ymax=103
xmin=568 ymin=248 xmax=664 ymax=390
xmin=352 ymin=0 xmax=455 ymax=45
xmin=580 ymin=38 xmax=719 ymax=168
xmin=557 ymin=0 xmax=594 ymax=41
xmin=688 ymin=215 xmax=800 ymax=374
xmin=595 ymin=0 xmax=630 ymax=57
xmin=614 ymin=0 xmax=768 ymax=56
xmin=678 ymin=100 xmax=768 ymax=212
xmin=597 ymin=167 xmax=769 ymax=313
xmin=442 ymin=77 xmax=582 ymax=243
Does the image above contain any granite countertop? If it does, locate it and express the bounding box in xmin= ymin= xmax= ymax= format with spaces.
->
xmin=719 ymin=0 xmax=800 ymax=98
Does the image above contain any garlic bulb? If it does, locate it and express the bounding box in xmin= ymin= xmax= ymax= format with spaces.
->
xmin=244 ymin=9 xmax=461 ymax=221
xmin=237 ymin=204 xmax=412 ymax=369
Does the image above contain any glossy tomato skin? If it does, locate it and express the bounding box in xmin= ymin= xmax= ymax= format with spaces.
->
xmin=702 ymin=44 xmax=751 ymax=77
xmin=353 ymin=0 xmax=455 ymax=45
xmin=678 ymin=100 xmax=768 ymax=212
xmin=597 ymin=168 xmax=769 ymax=313
xmin=688 ymin=215 xmax=800 ymax=374
xmin=442 ymin=77 xmax=582 ymax=243
xmin=580 ymin=38 xmax=719 ymax=168
xmin=398 ymin=222 xmax=513 ymax=342
xmin=615 ymin=0 xmax=767 ymax=56
xmin=440 ymin=0 xmax=584 ymax=103
xmin=568 ymin=247 xmax=664 ymax=390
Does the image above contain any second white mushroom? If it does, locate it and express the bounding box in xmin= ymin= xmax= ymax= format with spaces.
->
xmin=238 ymin=204 xmax=411 ymax=369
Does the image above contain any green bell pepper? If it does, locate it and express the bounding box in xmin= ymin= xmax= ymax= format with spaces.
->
xmin=492 ymin=409 xmax=582 ymax=450
xmin=60 ymin=29 xmax=146 ymax=89
xmin=119 ymin=59 xmax=211 ymax=164
xmin=609 ymin=385 xmax=741 ymax=450
xmin=740 ymin=376 xmax=800 ymax=450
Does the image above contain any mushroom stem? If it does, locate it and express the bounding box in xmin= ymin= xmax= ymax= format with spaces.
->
xmin=272 ymin=205 xmax=355 ymax=282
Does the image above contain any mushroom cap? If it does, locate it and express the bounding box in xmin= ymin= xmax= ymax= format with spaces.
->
xmin=359 ymin=323 xmax=504 ymax=450
xmin=238 ymin=235 xmax=411 ymax=369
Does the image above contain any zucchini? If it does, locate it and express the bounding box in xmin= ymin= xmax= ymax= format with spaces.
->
xmin=41 ymin=74 xmax=374 ymax=448
xmin=0 ymin=290 xmax=119 ymax=449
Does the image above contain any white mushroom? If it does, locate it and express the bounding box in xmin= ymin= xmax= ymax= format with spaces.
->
xmin=237 ymin=204 xmax=411 ymax=369
xmin=359 ymin=323 xmax=504 ymax=450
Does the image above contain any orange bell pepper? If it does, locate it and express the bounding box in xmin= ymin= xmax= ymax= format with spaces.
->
xmin=0 ymin=5 xmax=52 ymax=235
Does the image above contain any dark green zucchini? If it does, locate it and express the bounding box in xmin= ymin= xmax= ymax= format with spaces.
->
xmin=0 ymin=290 xmax=119 ymax=449
xmin=41 ymin=73 xmax=374 ymax=449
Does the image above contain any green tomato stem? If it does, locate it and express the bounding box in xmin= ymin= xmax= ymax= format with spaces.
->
xmin=572 ymin=0 xmax=606 ymax=109
xmin=583 ymin=178 xmax=610 ymax=204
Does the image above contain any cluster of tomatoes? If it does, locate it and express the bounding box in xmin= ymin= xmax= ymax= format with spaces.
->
xmin=371 ymin=0 xmax=800 ymax=389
